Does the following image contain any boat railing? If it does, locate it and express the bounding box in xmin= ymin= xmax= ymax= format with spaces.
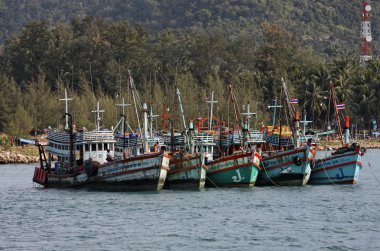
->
xmin=47 ymin=131 xmax=71 ymax=143
xmin=247 ymin=130 xmax=265 ymax=143
xmin=48 ymin=130 xmax=115 ymax=143
xmin=194 ymin=133 xmax=214 ymax=144
xmin=79 ymin=131 xmax=115 ymax=141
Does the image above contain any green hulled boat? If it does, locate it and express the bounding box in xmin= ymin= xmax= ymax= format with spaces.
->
xmin=205 ymin=151 xmax=261 ymax=187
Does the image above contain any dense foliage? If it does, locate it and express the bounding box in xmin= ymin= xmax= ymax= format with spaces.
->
xmin=0 ymin=1 xmax=379 ymax=136
xmin=0 ymin=0 xmax=377 ymax=52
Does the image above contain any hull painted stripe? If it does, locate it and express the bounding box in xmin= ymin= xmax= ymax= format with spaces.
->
xmin=169 ymin=156 xmax=200 ymax=165
xmin=312 ymin=161 xmax=362 ymax=174
xmin=168 ymin=164 xmax=202 ymax=174
xmin=315 ymin=152 xmax=358 ymax=163
xmin=208 ymin=152 xmax=252 ymax=165
xmin=262 ymin=148 xmax=306 ymax=161
xmin=102 ymin=165 xmax=162 ymax=178
xmin=262 ymin=158 xmax=307 ymax=171
xmin=207 ymin=162 xmax=256 ymax=174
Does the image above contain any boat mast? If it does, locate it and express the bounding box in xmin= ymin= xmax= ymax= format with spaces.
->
xmin=206 ymin=91 xmax=218 ymax=130
xmin=128 ymin=71 xmax=142 ymax=133
xmin=59 ymin=89 xmax=73 ymax=130
xmin=268 ymin=98 xmax=282 ymax=127
xmin=114 ymin=97 xmax=132 ymax=133
xmin=344 ymin=116 xmax=350 ymax=146
xmin=91 ymin=101 xmax=105 ymax=131
xmin=241 ymin=103 xmax=256 ymax=131
xmin=300 ymin=110 xmax=312 ymax=136
xmin=149 ymin=105 xmax=159 ymax=138
xmin=65 ymin=112 xmax=74 ymax=168
xmin=330 ymin=82 xmax=344 ymax=146
xmin=197 ymin=110 xmax=202 ymax=134
xmin=281 ymin=78 xmax=295 ymax=118
xmin=176 ymin=88 xmax=187 ymax=131
xmin=142 ymin=102 xmax=150 ymax=152
xmin=294 ymin=112 xmax=300 ymax=147
xmin=241 ymin=103 xmax=256 ymax=148
xmin=188 ymin=120 xmax=195 ymax=154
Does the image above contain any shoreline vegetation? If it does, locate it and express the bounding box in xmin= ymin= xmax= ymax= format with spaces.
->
xmin=1 ymin=139 xmax=379 ymax=164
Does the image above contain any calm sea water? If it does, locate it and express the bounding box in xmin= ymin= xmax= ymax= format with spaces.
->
xmin=0 ymin=150 xmax=380 ymax=251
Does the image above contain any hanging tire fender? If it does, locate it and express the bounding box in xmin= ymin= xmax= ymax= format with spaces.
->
xmin=293 ymin=156 xmax=302 ymax=166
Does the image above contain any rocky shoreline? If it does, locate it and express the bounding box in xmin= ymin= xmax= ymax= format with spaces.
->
xmin=0 ymin=151 xmax=39 ymax=164
xmin=0 ymin=146 xmax=40 ymax=164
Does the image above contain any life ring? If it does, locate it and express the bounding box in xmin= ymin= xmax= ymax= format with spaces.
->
xmin=293 ymin=156 xmax=302 ymax=166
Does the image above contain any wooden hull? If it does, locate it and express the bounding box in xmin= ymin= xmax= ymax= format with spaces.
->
xmin=205 ymin=151 xmax=261 ymax=188
xmin=166 ymin=154 xmax=206 ymax=189
xmin=33 ymin=153 xmax=170 ymax=191
xmin=257 ymin=146 xmax=314 ymax=186
xmin=309 ymin=151 xmax=362 ymax=185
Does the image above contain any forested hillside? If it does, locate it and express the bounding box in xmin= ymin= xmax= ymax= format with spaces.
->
xmin=0 ymin=1 xmax=379 ymax=137
xmin=0 ymin=0 xmax=376 ymax=53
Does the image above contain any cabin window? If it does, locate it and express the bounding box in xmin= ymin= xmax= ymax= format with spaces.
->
xmin=91 ymin=144 xmax=96 ymax=151
xmin=98 ymin=143 xmax=102 ymax=151
xmin=85 ymin=144 xmax=89 ymax=151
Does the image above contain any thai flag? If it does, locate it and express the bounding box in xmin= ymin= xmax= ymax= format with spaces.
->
xmin=290 ymin=98 xmax=298 ymax=104
xmin=336 ymin=104 xmax=345 ymax=110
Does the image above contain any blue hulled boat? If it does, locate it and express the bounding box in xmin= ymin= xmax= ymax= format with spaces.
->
xmin=309 ymin=144 xmax=362 ymax=185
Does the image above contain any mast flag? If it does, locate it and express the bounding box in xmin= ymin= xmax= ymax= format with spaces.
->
xmin=290 ymin=98 xmax=298 ymax=104
xmin=336 ymin=104 xmax=346 ymax=110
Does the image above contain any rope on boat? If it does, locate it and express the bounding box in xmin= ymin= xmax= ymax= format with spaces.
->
xmin=261 ymin=161 xmax=280 ymax=186
xmin=364 ymin=155 xmax=380 ymax=185
xmin=319 ymin=157 xmax=337 ymax=185
xmin=316 ymin=151 xmax=337 ymax=185
xmin=205 ymin=176 xmax=220 ymax=189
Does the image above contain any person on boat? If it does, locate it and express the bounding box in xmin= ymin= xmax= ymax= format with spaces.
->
xmin=153 ymin=141 xmax=159 ymax=152
xmin=106 ymin=149 xmax=114 ymax=162
xmin=75 ymin=150 xmax=83 ymax=166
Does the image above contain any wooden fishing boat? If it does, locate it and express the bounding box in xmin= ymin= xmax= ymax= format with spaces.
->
xmin=257 ymin=144 xmax=315 ymax=186
xmin=166 ymin=152 xmax=207 ymax=189
xmin=309 ymin=82 xmax=364 ymax=185
xmin=309 ymin=144 xmax=362 ymax=185
xmin=164 ymin=88 xmax=210 ymax=189
xmin=257 ymin=79 xmax=315 ymax=186
xmin=204 ymin=87 xmax=262 ymax=188
xmin=33 ymin=90 xmax=170 ymax=191
xmin=205 ymin=150 xmax=261 ymax=187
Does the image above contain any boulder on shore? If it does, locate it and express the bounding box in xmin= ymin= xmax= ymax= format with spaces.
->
xmin=0 ymin=151 xmax=39 ymax=164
